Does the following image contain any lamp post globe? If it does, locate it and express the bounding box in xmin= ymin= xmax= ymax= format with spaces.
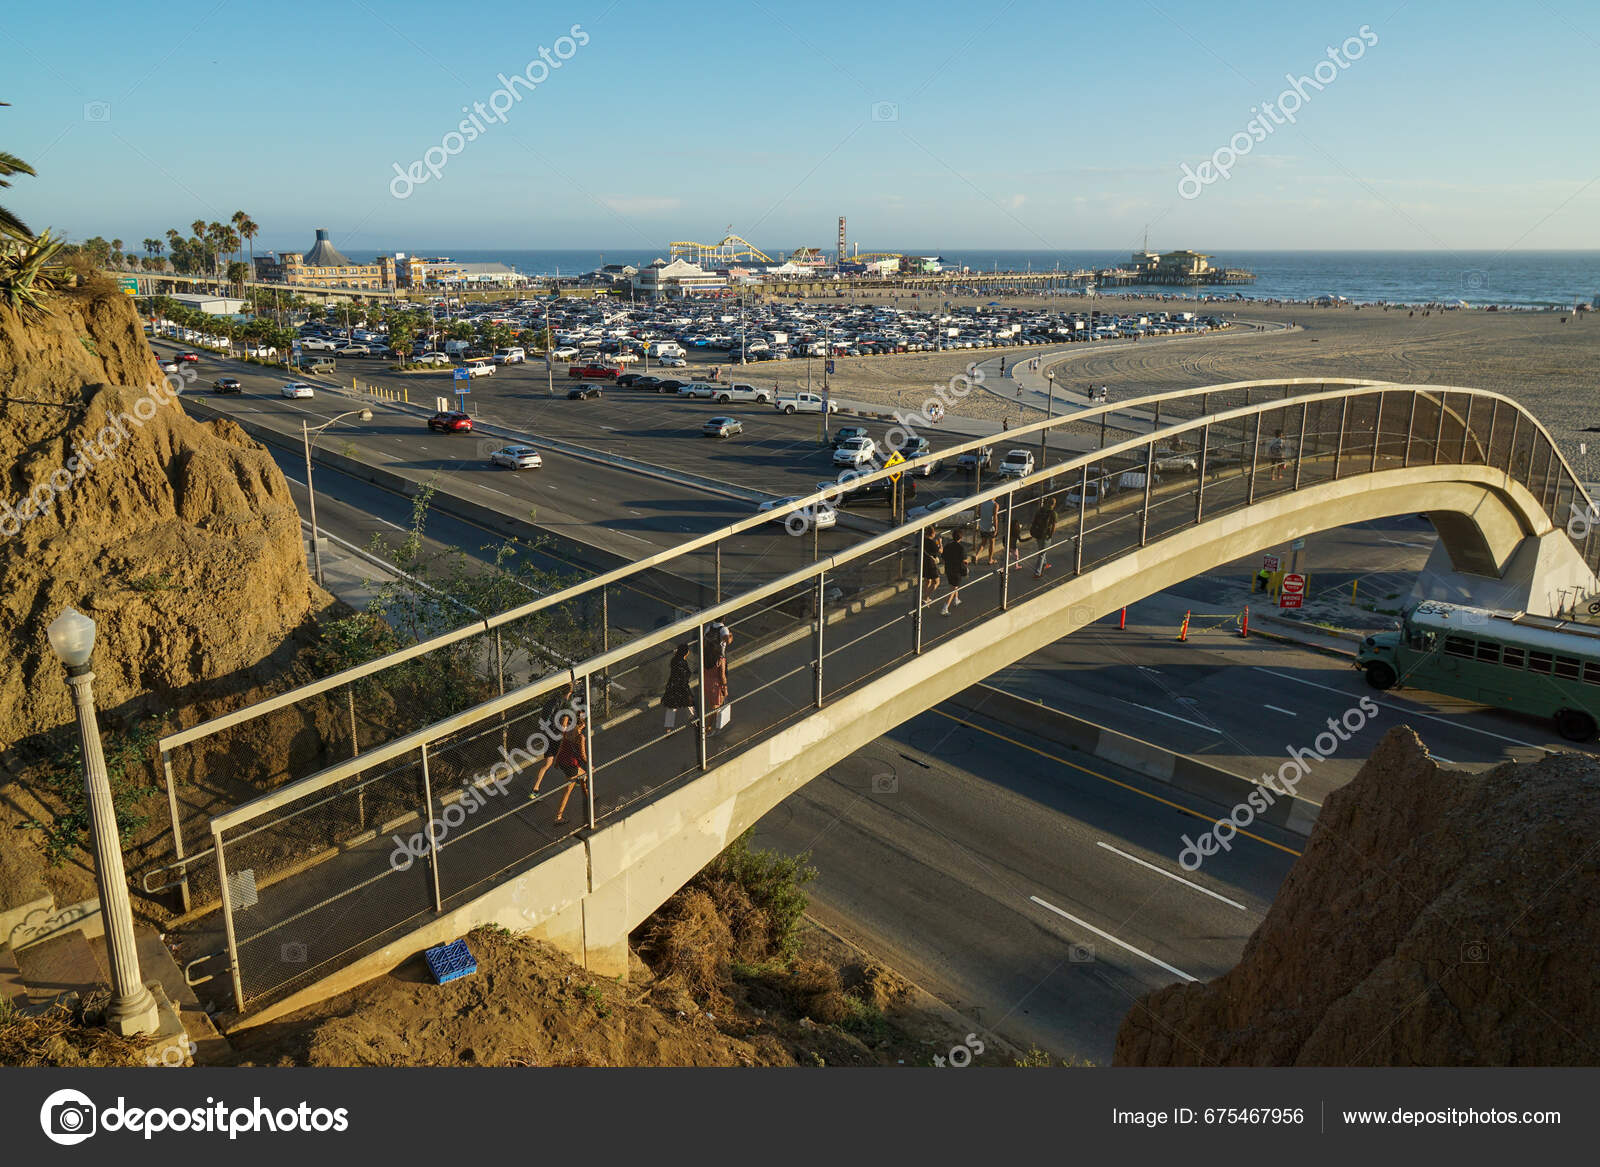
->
xmin=51 ymin=607 xmax=160 ymax=1036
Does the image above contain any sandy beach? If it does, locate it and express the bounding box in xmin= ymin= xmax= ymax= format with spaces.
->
xmin=774 ymin=292 xmax=1600 ymax=479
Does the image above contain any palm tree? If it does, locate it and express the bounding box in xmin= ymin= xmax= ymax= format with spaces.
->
xmin=235 ymin=214 xmax=258 ymax=283
xmin=0 ymin=102 xmax=37 ymax=241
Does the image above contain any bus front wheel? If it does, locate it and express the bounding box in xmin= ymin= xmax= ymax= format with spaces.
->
xmin=1555 ymin=709 xmax=1596 ymax=742
xmin=1363 ymin=662 xmax=1397 ymax=691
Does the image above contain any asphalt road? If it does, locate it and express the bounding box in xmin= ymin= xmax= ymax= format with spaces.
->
xmin=751 ymin=700 xmax=1298 ymax=1062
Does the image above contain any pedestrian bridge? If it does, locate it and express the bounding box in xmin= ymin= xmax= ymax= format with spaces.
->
xmin=158 ymin=379 xmax=1598 ymax=1022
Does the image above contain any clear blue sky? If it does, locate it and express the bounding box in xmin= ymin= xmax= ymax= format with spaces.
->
xmin=6 ymin=0 xmax=1598 ymax=253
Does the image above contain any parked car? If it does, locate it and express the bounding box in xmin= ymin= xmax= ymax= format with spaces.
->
xmin=776 ymin=391 xmax=838 ymax=415
xmin=658 ymin=355 xmax=688 ymax=367
xmin=703 ymin=416 xmax=743 ymax=438
xmin=758 ymin=496 xmax=838 ymax=532
xmin=490 ymin=445 xmax=543 ymax=470
xmin=677 ymin=381 xmax=717 ymax=399
xmin=428 ymin=411 xmax=473 ymax=433
xmin=831 ymin=425 xmax=871 ymax=449
xmin=211 ymin=376 xmax=242 ymax=394
xmin=243 ymin=345 xmax=277 ymax=359
xmin=907 ymin=496 xmax=976 ymax=528
xmin=996 ymin=449 xmax=1035 ymax=478
xmin=463 ymin=358 xmax=496 ymax=378
xmin=414 ymin=352 xmax=452 ymax=366
xmin=303 ymin=358 xmax=335 ymax=374
xmin=832 ymin=436 xmax=878 ymax=467
xmin=280 ymin=381 xmax=315 ymax=399
xmin=493 ymin=347 xmax=526 ymax=365
xmin=551 ymin=346 xmax=580 ymax=360
xmin=568 ymin=385 xmax=602 ymax=400
xmin=615 ymin=372 xmax=644 ymax=387
xmin=338 ymin=343 xmax=372 ymax=357
xmin=630 ymin=376 xmax=664 ymax=391
xmin=654 ymin=379 xmax=685 ymax=394
xmin=892 ymin=435 xmax=941 ymax=476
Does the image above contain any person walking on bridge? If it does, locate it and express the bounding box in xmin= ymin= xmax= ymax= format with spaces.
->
xmin=1030 ymin=496 xmax=1057 ymax=578
xmin=662 ymin=642 xmax=697 ymax=729
xmin=551 ymin=709 xmax=589 ymax=825
xmin=922 ymin=529 xmax=944 ymax=603
xmin=529 ymin=680 xmax=575 ymax=799
xmin=940 ymin=530 xmax=971 ymax=616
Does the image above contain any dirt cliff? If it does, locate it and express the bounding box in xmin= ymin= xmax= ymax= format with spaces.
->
xmin=1114 ymin=727 xmax=1600 ymax=1066
xmin=0 ymin=284 xmax=320 ymax=754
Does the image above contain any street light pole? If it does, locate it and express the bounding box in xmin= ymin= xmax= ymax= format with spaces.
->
xmin=48 ymin=608 xmax=160 ymax=1037
xmin=303 ymin=409 xmax=373 ymax=587
xmin=1040 ymin=371 xmax=1055 ymax=470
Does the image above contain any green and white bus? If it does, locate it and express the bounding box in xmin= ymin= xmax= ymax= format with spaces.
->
xmin=1356 ymin=601 xmax=1600 ymax=742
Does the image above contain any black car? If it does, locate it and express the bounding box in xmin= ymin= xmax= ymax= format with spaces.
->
xmin=654 ymin=379 xmax=685 ymax=394
xmin=568 ymin=386 xmax=602 ymax=400
xmin=832 ymin=425 xmax=871 ymax=448
xmin=826 ymin=473 xmax=915 ymax=507
xmin=211 ymin=376 xmax=243 ymax=394
xmin=615 ymin=372 xmax=643 ymax=387
xmin=631 ymin=376 xmax=664 ymax=391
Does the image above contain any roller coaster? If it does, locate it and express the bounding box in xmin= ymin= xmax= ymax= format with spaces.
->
xmin=668 ymin=231 xmax=773 ymax=267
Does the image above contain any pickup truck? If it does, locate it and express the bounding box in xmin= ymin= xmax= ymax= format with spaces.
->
xmin=774 ymin=391 xmax=839 ymax=415
xmin=568 ymin=362 xmax=622 ymax=380
xmin=684 ymin=381 xmax=772 ymax=404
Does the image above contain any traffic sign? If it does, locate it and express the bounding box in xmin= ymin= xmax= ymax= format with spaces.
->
xmin=453 ymin=367 xmax=469 ymax=382
xmin=883 ymin=450 xmax=906 ymax=482
xmin=1291 ymin=537 xmax=1306 ymax=551
xmin=1261 ymin=554 xmax=1280 ymax=572
xmin=1279 ymin=572 xmax=1306 ymax=609
xmin=117 ymin=277 xmax=138 ymax=296
xmin=825 ymin=360 xmax=835 ymax=375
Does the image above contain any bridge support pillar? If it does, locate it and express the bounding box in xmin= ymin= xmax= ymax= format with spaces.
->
xmin=1409 ymin=528 xmax=1597 ymax=617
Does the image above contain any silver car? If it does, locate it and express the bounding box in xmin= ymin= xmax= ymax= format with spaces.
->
xmin=490 ymin=445 xmax=543 ymax=470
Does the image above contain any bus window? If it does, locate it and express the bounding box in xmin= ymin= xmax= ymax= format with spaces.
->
xmin=1529 ymin=650 xmax=1553 ymax=674
xmin=1409 ymin=630 xmax=1436 ymax=651
xmin=1444 ymin=636 xmax=1475 ymax=658
xmin=1475 ymin=641 xmax=1500 ymax=664
xmin=1584 ymin=663 xmax=1600 ymax=685
xmin=1503 ymin=646 xmax=1526 ymax=669
xmin=1555 ymin=656 xmax=1582 ymax=680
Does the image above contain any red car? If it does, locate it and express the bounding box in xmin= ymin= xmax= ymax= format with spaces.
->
xmin=428 ymin=411 xmax=473 ymax=433
xmin=567 ymin=362 xmax=621 ymax=381
xmin=178 ymin=351 xmax=201 ymax=362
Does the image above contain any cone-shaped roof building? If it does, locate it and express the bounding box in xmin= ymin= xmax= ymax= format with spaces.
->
xmin=303 ymin=228 xmax=354 ymax=267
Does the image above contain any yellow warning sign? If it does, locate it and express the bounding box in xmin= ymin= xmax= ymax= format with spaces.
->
xmin=884 ymin=450 xmax=906 ymax=482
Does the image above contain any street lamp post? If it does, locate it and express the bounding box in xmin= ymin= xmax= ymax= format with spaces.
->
xmin=302 ymin=409 xmax=374 ymax=587
xmin=1040 ymin=371 xmax=1056 ymax=470
xmin=47 ymin=608 xmax=160 ymax=1037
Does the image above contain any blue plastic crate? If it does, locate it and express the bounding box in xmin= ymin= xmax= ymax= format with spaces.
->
xmin=424 ymin=939 xmax=477 ymax=985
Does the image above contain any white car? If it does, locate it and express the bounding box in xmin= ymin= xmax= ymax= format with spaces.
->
xmin=414 ymin=352 xmax=452 ymax=366
xmin=676 ymin=382 xmax=718 ymax=399
xmin=908 ymin=497 xmax=976 ymax=528
xmin=490 ymin=445 xmax=543 ymax=470
xmin=463 ymin=359 xmax=496 ymax=378
xmin=552 ymin=346 xmax=580 ymax=360
xmin=493 ymin=347 xmax=526 ymax=365
xmin=832 ymin=437 xmax=878 ymax=467
xmin=996 ymin=449 xmax=1035 ymax=478
xmin=159 ymin=359 xmax=181 ymax=374
xmin=759 ymin=496 xmax=838 ymax=532
xmin=657 ymin=355 xmax=688 ymax=367
xmin=280 ymin=381 xmax=315 ymax=399
xmin=244 ymin=345 xmax=277 ymax=359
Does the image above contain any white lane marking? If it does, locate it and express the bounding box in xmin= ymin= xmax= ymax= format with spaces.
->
xmin=1029 ymin=895 xmax=1198 ymax=982
xmin=1262 ymin=704 xmax=1298 ymax=717
xmin=628 ymin=509 xmax=641 ymax=515
xmin=477 ymin=486 xmax=512 ymax=498
xmin=1252 ymin=667 xmax=1554 ymax=752
xmin=1381 ymin=539 xmax=1430 ymax=548
xmin=1095 ymin=842 xmax=1248 ymax=911
xmin=1128 ymin=702 xmax=1220 ymax=733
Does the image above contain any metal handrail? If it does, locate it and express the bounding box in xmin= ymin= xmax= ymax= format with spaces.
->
xmin=212 ymin=382 xmax=1586 ymax=832
xmin=162 ymin=377 xmax=1375 ymax=756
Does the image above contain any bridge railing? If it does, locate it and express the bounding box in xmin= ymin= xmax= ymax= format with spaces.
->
xmin=151 ymin=377 xmax=1371 ymax=910
xmin=194 ymin=383 xmax=1594 ymax=1014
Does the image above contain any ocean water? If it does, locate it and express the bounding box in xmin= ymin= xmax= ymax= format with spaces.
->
xmin=340 ymin=249 xmax=1599 ymax=309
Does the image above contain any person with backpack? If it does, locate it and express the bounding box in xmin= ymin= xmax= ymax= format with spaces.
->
xmin=1030 ymin=496 xmax=1057 ymax=578
xmin=940 ymin=530 xmax=971 ymax=616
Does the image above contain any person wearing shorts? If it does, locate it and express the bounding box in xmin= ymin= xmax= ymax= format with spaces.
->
xmin=922 ymin=530 xmax=944 ymax=602
xmin=552 ymin=711 xmax=589 ymax=824
xmin=529 ymin=681 xmax=574 ymax=798
xmin=977 ymin=498 xmax=998 ymax=563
